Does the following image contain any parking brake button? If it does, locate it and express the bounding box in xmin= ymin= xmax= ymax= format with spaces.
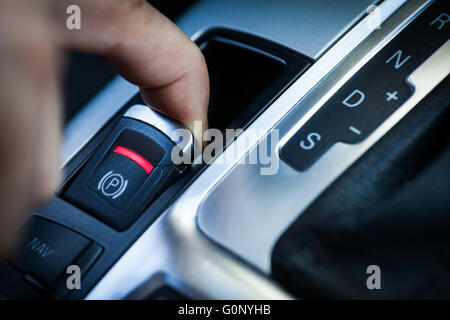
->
xmin=65 ymin=105 xmax=194 ymax=230
xmin=87 ymin=130 xmax=164 ymax=210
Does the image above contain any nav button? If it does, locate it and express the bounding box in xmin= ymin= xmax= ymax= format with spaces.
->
xmin=8 ymin=217 xmax=91 ymax=286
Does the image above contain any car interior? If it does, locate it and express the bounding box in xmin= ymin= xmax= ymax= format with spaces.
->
xmin=0 ymin=0 xmax=449 ymax=300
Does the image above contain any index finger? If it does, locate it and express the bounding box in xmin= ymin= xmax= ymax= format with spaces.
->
xmin=54 ymin=0 xmax=209 ymax=139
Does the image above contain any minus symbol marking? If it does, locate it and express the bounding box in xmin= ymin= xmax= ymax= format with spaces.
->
xmin=349 ymin=126 xmax=362 ymax=135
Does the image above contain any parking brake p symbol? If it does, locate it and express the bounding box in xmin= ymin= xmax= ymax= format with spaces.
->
xmin=98 ymin=171 xmax=128 ymax=199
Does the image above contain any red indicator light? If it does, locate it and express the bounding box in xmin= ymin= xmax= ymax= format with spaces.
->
xmin=113 ymin=146 xmax=154 ymax=174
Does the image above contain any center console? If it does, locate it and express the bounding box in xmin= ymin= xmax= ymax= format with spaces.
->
xmin=0 ymin=0 xmax=448 ymax=300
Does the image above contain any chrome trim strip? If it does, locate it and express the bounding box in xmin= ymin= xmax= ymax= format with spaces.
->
xmin=123 ymin=104 xmax=194 ymax=155
xmin=85 ymin=0 xmax=417 ymax=299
